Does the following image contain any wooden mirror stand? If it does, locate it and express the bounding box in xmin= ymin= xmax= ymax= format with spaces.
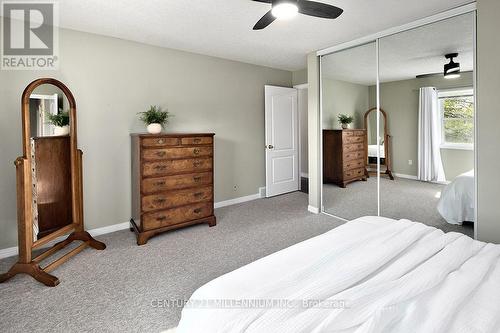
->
xmin=0 ymin=78 xmax=105 ymax=287
xmin=364 ymin=108 xmax=394 ymax=180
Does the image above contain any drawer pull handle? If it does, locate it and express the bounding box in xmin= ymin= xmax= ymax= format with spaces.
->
xmin=193 ymin=161 xmax=202 ymax=167
xmin=154 ymin=165 xmax=167 ymax=170
xmin=193 ymin=138 xmax=202 ymax=143
xmin=156 ymin=151 xmax=167 ymax=157
xmin=193 ymin=176 xmax=202 ymax=182
xmin=193 ymin=148 xmax=201 ymax=155
xmin=158 ymin=139 xmax=164 ymax=144
xmin=156 ymin=216 xmax=167 ymax=221
xmin=194 ymin=208 xmax=202 ymax=214
xmin=153 ymin=198 xmax=166 ymax=204
xmin=155 ymin=181 xmax=166 ymax=186
xmin=194 ymin=192 xmax=203 ymax=198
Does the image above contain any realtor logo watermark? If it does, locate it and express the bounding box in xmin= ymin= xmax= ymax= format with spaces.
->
xmin=1 ymin=1 xmax=59 ymax=70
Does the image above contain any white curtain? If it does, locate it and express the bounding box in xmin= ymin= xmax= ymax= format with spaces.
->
xmin=418 ymin=87 xmax=446 ymax=182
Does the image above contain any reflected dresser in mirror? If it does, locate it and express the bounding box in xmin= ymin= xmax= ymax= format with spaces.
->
xmin=0 ymin=78 xmax=106 ymax=287
xmin=323 ymin=129 xmax=367 ymax=188
xmin=130 ymin=133 xmax=216 ymax=245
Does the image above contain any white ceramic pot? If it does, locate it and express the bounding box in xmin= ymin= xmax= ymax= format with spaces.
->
xmin=341 ymin=123 xmax=349 ymax=129
xmin=54 ymin=125 xmax=70 ymax=136
xmin=147 ymin=123 xmax=162 ymax=134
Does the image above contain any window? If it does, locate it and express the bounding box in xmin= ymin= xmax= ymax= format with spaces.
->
xmin=438 ymin=88 xmax=474 ymax=149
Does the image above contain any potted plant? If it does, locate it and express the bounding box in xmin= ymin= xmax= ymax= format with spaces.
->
xmin=46 ymin=110 xmax=70 ymax=136
xmin=138 ymin=105 xmax=170 ymax=134
xmin=338 ymin=114 xmax=354 ymax=129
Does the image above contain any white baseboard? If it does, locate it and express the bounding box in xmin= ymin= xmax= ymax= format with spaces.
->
xmin=393 ymin=173 xmax=450 ymax=184
xmin=308 ymin=205 xmax=320 ymax=214
xmin=214 ymin=191 xmax=262 ymax=209
xmin=393 ymin=173 xmax=418 ymax=180
xmin=0 ymin=246 xmax=18 ymax=260
xmin=0 ymin=190 xmax=267 ymax=259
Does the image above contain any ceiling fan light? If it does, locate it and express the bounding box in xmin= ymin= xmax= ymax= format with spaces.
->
xmin=271 ymin=3 xmax=299 ymax=20
xmin=444 ymin=73 xmax=461 ymax=79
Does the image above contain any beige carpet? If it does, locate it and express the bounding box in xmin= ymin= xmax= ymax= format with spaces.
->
xmin=323 ymin=176 xmax=474 ymax=237
xmin=0 ymin=192 xmax=344 ymax=333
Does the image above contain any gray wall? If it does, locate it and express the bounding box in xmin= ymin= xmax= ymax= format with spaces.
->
xmin=292 ymin=69 xmax=308 ymax=86
xmin=0 ymin=27 xmax=291 ymax=249
xmin=477 ymin=0 xmax=500 ymax=243
xmin=322 ymin=79 xmax=369 ymax=130
xmin=368 ymin=73 xmax=474 ymax=180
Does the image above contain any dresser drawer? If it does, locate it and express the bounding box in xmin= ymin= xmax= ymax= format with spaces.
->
xmin=343 ymin=158 xmax=365 ymax=170
xmin=142 ymin=202 xmax=213 ymax=230
xmin=181 ymin=137 xmax=213 ymax=145
xmin=344 ymin=143 xmax=365 ymax=153
xmin=142 ymin=146 xmax=212 ymax=160
xmin=142 ymin=172 xmax=212 ymax=193
xmin=343 ymin=150 xmax=364 ymax=162
xmin=142 ymin=158 xmax=212 ymax=177
xmin=141 ymin=137 xmax=180 ymax=147
xmin=343 ymin=167 xmax=365 ymax=180
xmin=344 ymin=136 xmax=364 ymax=144
xmin=142 ymin=186 xmax=212 ymax=212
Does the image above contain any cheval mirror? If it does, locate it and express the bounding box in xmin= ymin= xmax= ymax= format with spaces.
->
xmin=0 ymin=78 xmax=105 ymax=287
xmin=364 ymin=108 xmax=394 ymax=180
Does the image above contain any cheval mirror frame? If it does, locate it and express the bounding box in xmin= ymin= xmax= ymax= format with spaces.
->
xmin=0 ymin=78 xmax=105 ymax=287
xmin=364 ymin=108 xmax=394 ymax=180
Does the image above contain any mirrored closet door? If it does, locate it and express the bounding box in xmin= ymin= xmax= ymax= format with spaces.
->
xmin=378 ymin=13 xmax=475 ymax=237
xmin=321 ymin=42 xmax=380 ymax=220
xmin=321 ymin=12 xmax=476 ymax=238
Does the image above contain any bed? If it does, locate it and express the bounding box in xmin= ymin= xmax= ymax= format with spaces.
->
xmin=437 ymin=169 xmax=475 ymax=225
xmin=176 ymin=216 xmax=499 ymax=332
xmin=367 ymin=144 xmax=385 ymax=159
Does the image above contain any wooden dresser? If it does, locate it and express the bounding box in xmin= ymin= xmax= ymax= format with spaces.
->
xmin=323 ymin=129 xmax=367 ymax=188
xmin=130 ymin=133 xmax=216 ymax=245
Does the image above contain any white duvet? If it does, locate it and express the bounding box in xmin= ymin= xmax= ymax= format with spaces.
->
xmin=177 ymin=216 xmax=500 ymax=333
xmin=438 ymin=170 xmax=475 ymax=225
xmin=368 ymin=144 xmax=385 ymax=159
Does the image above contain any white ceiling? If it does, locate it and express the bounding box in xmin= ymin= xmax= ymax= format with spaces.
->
xmin=50 ymin=0 xmax=474 ymax=71
xmin=321 ymin=12 xmax=474 ymax=85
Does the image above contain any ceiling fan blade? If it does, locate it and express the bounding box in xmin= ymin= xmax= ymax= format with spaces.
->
xmin=298 ymin=0 xmax=343 ymax=19
xmin=416 ymin=73 xmax=443 ymax=79
xmin=253 ymin=10 xmax=276 ymax=30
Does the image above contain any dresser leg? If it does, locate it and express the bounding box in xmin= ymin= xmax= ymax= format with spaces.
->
xmin=207 ymin=216 xmax=216 ymax=227
xmin=137 ymin=233 xmax=149 ymax=246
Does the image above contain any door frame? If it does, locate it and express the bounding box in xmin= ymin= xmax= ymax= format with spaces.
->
xmin=294 ymin=83 xmax=308 ymax=191
xmin=315 ymin=3 xmax=478 ymax=239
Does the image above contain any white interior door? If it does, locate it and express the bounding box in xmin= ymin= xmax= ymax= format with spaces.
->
xmin=265 ymin=85 xmax=299 ymax=197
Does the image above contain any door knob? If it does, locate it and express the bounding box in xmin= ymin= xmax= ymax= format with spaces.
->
xmin=267 ymin=145 xmax=274 ymax=149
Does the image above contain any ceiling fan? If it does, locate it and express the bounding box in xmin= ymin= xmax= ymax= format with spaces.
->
xmin=252 ymin=0 xmax=343 ymax=30
xmin=416 ymin=53 xmax=461 ymax=79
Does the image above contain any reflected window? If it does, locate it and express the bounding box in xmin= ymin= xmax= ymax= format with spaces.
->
xmin=438 ymin=88 xmax=474 ymax=149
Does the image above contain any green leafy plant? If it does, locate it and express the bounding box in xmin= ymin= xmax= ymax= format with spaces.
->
xmin=337 ymin=114 xmax=354 ymax=125
xmin=46 ymin=110 xmax=70 ymax=127
xmin=138 ymin=105 xmax=170 ymax=126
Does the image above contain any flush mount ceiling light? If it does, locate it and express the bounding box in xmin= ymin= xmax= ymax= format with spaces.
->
xmin=271 ymin=1 xmax=299 ymax=20
xmin=251 ymin=0 xmax=343 ymax=30
xmin=444 ymin=53 xmax=461 ymax=79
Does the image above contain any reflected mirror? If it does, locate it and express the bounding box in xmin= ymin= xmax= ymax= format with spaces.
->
xmin=321 ymin=41 xmax=379 ymax=219
xmin=378 ymin=13 xmax=475 ymax=237
xmin=28 ymin=83 xmax=73 ymax=239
